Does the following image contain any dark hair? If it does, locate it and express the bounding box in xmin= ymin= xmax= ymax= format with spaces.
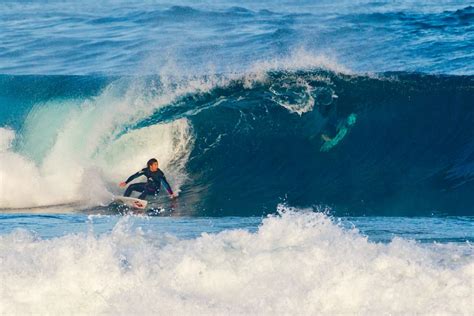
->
xmin=147 ymin=158 xmax=158 ymax=167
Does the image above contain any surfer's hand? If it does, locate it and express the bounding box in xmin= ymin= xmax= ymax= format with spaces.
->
xmin=119 ymin=182 xmax=127 ymax=188
xmin=170 ymin=193 xmax=177 ymax=199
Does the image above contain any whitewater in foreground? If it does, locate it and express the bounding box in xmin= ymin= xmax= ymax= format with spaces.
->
xmin=1 ymin=208 xmax=473 ymax=315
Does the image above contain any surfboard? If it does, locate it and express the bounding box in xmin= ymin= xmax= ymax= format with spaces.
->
xmin=113 ymin=196 xmax=148 ymax=209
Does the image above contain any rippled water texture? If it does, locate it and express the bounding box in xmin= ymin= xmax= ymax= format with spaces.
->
xmin=1 ymin=1 xmax=473 ymax=75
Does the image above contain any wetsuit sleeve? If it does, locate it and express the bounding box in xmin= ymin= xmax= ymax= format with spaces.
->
xmin=125 ymin=170 xmax=144 ymax=184
xmin=161 ymin=176 xmax=174 ymax=195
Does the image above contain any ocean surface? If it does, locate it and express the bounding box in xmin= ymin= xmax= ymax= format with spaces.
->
xmin=0 ymin=0 xmax=473 ymax=314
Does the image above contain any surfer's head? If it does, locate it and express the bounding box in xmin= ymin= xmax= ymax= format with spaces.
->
xmin=147 ymin=158 xmax=159 ymax=171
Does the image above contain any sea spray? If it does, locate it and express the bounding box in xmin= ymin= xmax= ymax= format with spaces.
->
xmin=1 ymin=208 xmax=472 ymax=314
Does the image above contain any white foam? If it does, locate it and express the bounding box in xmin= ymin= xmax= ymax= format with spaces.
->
xmin=0 ymin=208 xmax=472 ymax=315
xmin=0 ymin=127 xmax=15 ymax=151
xmin=269 ymin=77 xmax=316 ymax=115
xmin=0 ymin=78 xmax=195 ymax=208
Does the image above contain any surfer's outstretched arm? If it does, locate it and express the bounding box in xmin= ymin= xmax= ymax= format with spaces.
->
xmin=119 ymin=170 xmax=144 ymax=187
xmin=161 ymin=177 xmax=175 ymax=197
xmin=125 ymin=170 xmax=144 ymax=184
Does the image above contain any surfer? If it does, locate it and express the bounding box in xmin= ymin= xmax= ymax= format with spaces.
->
xmin=119 ymin=158 xmax=177 ymax=199
xmin=320 ymin=113 xmax=357 ymax=152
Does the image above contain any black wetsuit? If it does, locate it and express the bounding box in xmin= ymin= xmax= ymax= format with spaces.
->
xmin=124 ymin=168 xmax=173 ymax=199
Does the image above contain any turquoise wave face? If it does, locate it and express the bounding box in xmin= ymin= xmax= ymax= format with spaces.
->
xmin=0 ymin=71 xmax=473 ymax=216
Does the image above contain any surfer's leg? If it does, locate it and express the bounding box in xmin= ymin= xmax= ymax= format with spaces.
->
xmin=124 ymin=183 xmax=146 ymax=197
xmin=138 ymin=190 xmax=148 ymax=199
xmin=138 ymin=187 xmax=158 ymax=199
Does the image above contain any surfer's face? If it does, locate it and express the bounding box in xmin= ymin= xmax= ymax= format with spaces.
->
xmin=149 ymin=161 xmax=159 ymax=172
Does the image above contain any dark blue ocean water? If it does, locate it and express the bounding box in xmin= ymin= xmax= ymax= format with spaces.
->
xmin=1 ymin=0 xmax=473 ymax=75
xmin=0 ymin=1 xmax=473 ymax=314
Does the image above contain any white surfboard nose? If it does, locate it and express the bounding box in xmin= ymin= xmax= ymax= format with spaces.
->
xmin=114 ymin=196 xmax=148 ymax=209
